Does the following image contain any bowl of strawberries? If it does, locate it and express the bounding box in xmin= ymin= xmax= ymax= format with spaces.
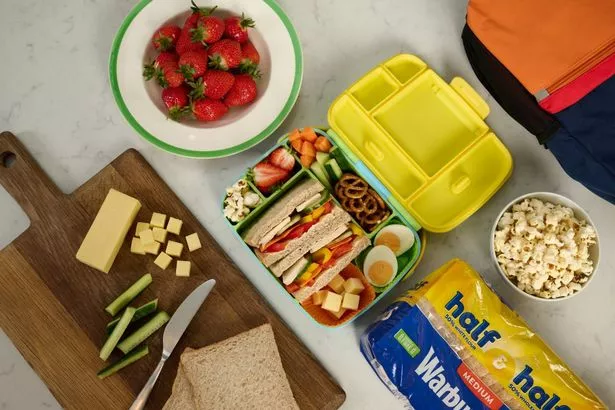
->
xmin=110 ymin=0 xmax=303 ymax=158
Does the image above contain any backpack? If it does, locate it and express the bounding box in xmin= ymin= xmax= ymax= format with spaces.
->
xmin=463 ymin=0 xmax=615 ymax=203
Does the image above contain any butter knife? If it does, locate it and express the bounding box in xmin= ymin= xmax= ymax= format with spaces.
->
xmin=130 ymin=279 xmax=216 ymax=410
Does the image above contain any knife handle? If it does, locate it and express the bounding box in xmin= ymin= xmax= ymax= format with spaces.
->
xmin=130 ymin=357 xmax=167 ymax=410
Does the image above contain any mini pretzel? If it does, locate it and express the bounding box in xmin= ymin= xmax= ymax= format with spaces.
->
xmin=368 ymin=189 xmax=386 ymax=209
xmin=363 ymin=196 xmax=378 ymax=215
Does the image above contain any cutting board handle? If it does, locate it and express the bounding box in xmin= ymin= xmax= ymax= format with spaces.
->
xmin=0 ymin=131 xmax=64 ymax=221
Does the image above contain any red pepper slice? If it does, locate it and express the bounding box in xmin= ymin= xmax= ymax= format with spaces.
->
xmin=285 ymin=283 xmax=300 ymax=293
xmin=331 ymin=242 xmax=354 ymax=259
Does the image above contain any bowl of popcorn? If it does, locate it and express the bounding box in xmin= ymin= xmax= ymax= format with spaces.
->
xmin=490 ymin=192 xmax=600 ymax=301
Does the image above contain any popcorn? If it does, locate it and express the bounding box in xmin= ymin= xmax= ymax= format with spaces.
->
xmin=494 ymin=198 xmax=596 ymax=299
xmin=224 ymin=179 xmax=261 ymax=223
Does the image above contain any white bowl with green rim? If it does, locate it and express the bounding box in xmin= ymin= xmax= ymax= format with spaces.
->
xmin=110 ymin=0 xmax=303 ymax=158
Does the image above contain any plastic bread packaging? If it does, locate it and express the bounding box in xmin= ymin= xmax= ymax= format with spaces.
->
xmin=360 ymin=259 xmax=606 ymax=409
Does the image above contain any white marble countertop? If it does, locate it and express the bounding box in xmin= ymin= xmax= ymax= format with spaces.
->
xmin=1 ymin=0 xmax=614 ymax=409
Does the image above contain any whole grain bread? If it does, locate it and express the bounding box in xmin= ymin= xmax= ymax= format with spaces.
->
xmin=256 ymin=206 xmax=351 ymax=269
xmin=180 ymin=323 xmax=299 ymax=410
xmin=162 ymin=349 xmax=196 ymax=410
xmin=242 ymin=179 xmax=324 ymax=247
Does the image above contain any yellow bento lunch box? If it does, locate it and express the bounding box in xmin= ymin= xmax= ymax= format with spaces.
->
xmin=222 ymin=54 xmax=513 ymax=327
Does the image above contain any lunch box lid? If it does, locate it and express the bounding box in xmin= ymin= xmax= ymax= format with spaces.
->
xmin=327 ymin=54 xmax=513 ymax=232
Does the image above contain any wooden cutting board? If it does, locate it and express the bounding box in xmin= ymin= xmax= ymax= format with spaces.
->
xmin=0 ymin=132 xmax=345 ymax=410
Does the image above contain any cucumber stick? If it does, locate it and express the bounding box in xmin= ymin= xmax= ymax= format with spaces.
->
xmin=324 ymin=159 xmax=343 ymax=182
xmin=105 ymin=274 xmax=153 ymax=316
xmin=310 ymin=162 xmax=332 ymax=190
xmin=106 ymin=299 xmax=158 ymax=335
xmin=100 ymin=307 xmax=135 ymax=360
xmin=117 ymin=311 xmax=170 ymax=354
xmin=315 ymin=152 xmax=330 ymax=167
xmin=97 ymin=345 xmax=149 ymax=379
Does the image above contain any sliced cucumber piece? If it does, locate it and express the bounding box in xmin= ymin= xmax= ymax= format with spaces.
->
xmin=324 ymin=159 xmax=343 ymax=182
xmin=310 ymin=162 xmax=332 ymax=190
xmin=100 ymin=307 xmax=135 ymax=361
xmin=105 ymin=274 xmax=153 ymax=316
xmin=97 ymin=345 xmax=149 ymax=379
xmin=106 ymin=299 xmax=158 ymax=335
xmin=315 ymin=152 xmax=330 ymax=167
xmin=304 ymin=192 xmax=331 ymax=214
xmin=117 ymin=311 xmax=170 ymax=354
xmin=329 ymin=147 xmax=352 ymax=171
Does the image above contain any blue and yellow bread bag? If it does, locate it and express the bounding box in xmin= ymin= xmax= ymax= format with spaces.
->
xmin=361 ymin=259 xmax=605 ymax=409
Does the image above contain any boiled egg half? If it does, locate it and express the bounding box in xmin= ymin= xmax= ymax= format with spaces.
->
xmin=374 ymin=225 xmax=415 ymax=256
xmin=363 ymin=245 xmax=398 ymax=287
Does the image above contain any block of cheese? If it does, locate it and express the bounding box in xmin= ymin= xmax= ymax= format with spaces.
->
xmin=76 ymin=189 xmax=141 ymax=273
xmin=342 ymin=292 xmax=360 ymax=310
xmin=186 ymin=233 xmax=202 ymax=252
xmin=176 ymin=260 xmax=191 ymax=277
xmin=135 ymin=222 xmax=150 ymax=236
xmin=144 ymin=241 xmax=161 ymax=255
xmin=151 ymin=212 xmax=167 ymax=228
xmin=166 ymin=240 xmax=184 ymax=257
xmin=152 ymin=227 xmax=168 ymax=243
xmin=321 ymin=291 xmax=342 ymax=312
xmin=343 ymin=278 xmax=365 ymax=295
xmin=130 ymin=237 xmax=146 ymax=255
xmin=167 ymin=217 xmax=183 ymax=235
xmin=328 ymin=275 xmax=345 ymax=294
xmin=312 ymin=290 xmax=327 ymax=306
xmin=154 ymin=252 xmax=173 ymax=270
xmin=139 ymin=229 xmax=155 ymax=246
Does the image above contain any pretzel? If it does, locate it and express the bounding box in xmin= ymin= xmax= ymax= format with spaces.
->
xmin=334 ymin=173 xmax=391 ymax=232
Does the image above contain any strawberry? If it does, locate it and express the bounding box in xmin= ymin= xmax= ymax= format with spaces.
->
xmin=152 ymin=25 xmax=181 ymax=51
xmin=224 ymin=74 xmax=257 ymax=106
xmin=189 ymin=70 xmax=235 ymax=100
xmin=190 ymin=13 xmax=225 ymax=44
xmin=224 ymin=13 xmax=255 ymax=44
xmin=143 ymin=52 xmax=178 ymax=80
xmin=251 ymin=162 xmax=289 ymax=193
xmin=178 ymin=49 xmax=208 ymax=80
xmin=192 ymin=98 xmax=229 ymax=121
xmin=162 ymin=85 xmax=190 ymax=120
xmin=157 ymin=61 xmax=184 ymax=88
xmin=269 ymin=148 xmax=295 ymax=171
xmin=239 ymin=41 xmax=261 ymax=78
xmin=208 ymin=39 xmax=242 ymax=70
xmin=175 ymin=1 xmax=214 ymax=55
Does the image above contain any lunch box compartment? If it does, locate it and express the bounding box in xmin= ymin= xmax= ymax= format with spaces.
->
xmin=383 ymin=53 xmax=425 ymax=85
xmin=350 ymin=68 xmax=398 ymax=111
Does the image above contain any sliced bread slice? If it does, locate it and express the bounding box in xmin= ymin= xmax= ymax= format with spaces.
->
xmin=162 ymin=349 xmax=196 ymax=410
xmin=180 ymin=323 xmax=299 ymax=410
xmin=256 ymin=205 xmax=351 ymax=268
xmin=242 ymin=179 xmax=323 ymax=247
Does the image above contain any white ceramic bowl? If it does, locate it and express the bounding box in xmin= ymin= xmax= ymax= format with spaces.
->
xmin=490 ymin=192 xmax=600 ymax=302
xmin=110 ymin=0 xmax=303 ymax=158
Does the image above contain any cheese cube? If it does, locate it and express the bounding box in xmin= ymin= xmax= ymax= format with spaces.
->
xmin=152 ymin=227 xmax=168 ymax=243
xmin=186 ymin=233 xmax=202 ymax=252
xmin=328 ymin=275 xmax=345 ymax=294
xmin=329 ymin=307 xmax=347 ymax=320
xmin=167 ymin=217 xmax=183 ymax=235
xmin=130 ymin=237 xmax=146 ymax=255
xmin=176 ymin=260 xmax=191 ymax=277
xmin=321 ymin=291 xmax=342 ymax=312
xmin=139 ymin=229 xmax=155 ymax=246
xmin=135 ymin=222 xmax=150 ymax=236
xmin=154 ymin=252 xmax=172 ymax=270
xmin=144 ymin=241 xmax=161 ymax=255
xmin=344 ymin=278 xmax=365 ymax=295
xmin=342 ymin=293 xmax=360 ymax=310
xmin=166 ymin=240 xmax=184 ymax=257
xmin=76 ymin=189 xmax=141 ymax=273
xmin=150 ymin=213 xmax=167 ymax=228
xmin=312 ymin=290 xmax=327 ymax=306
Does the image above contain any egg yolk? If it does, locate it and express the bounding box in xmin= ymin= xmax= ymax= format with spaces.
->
xmin=375 ymin=232 xmax=401 ymax=253
xmin=368 ymin=261 xmax=394 ymax=286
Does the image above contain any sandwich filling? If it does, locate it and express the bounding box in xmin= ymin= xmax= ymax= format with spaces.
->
xmin=259 ymin=196 xmax=333 ymax=253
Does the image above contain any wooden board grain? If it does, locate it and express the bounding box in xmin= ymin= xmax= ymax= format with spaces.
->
xmin=0 ymin=132 xmax=346 ymax=410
